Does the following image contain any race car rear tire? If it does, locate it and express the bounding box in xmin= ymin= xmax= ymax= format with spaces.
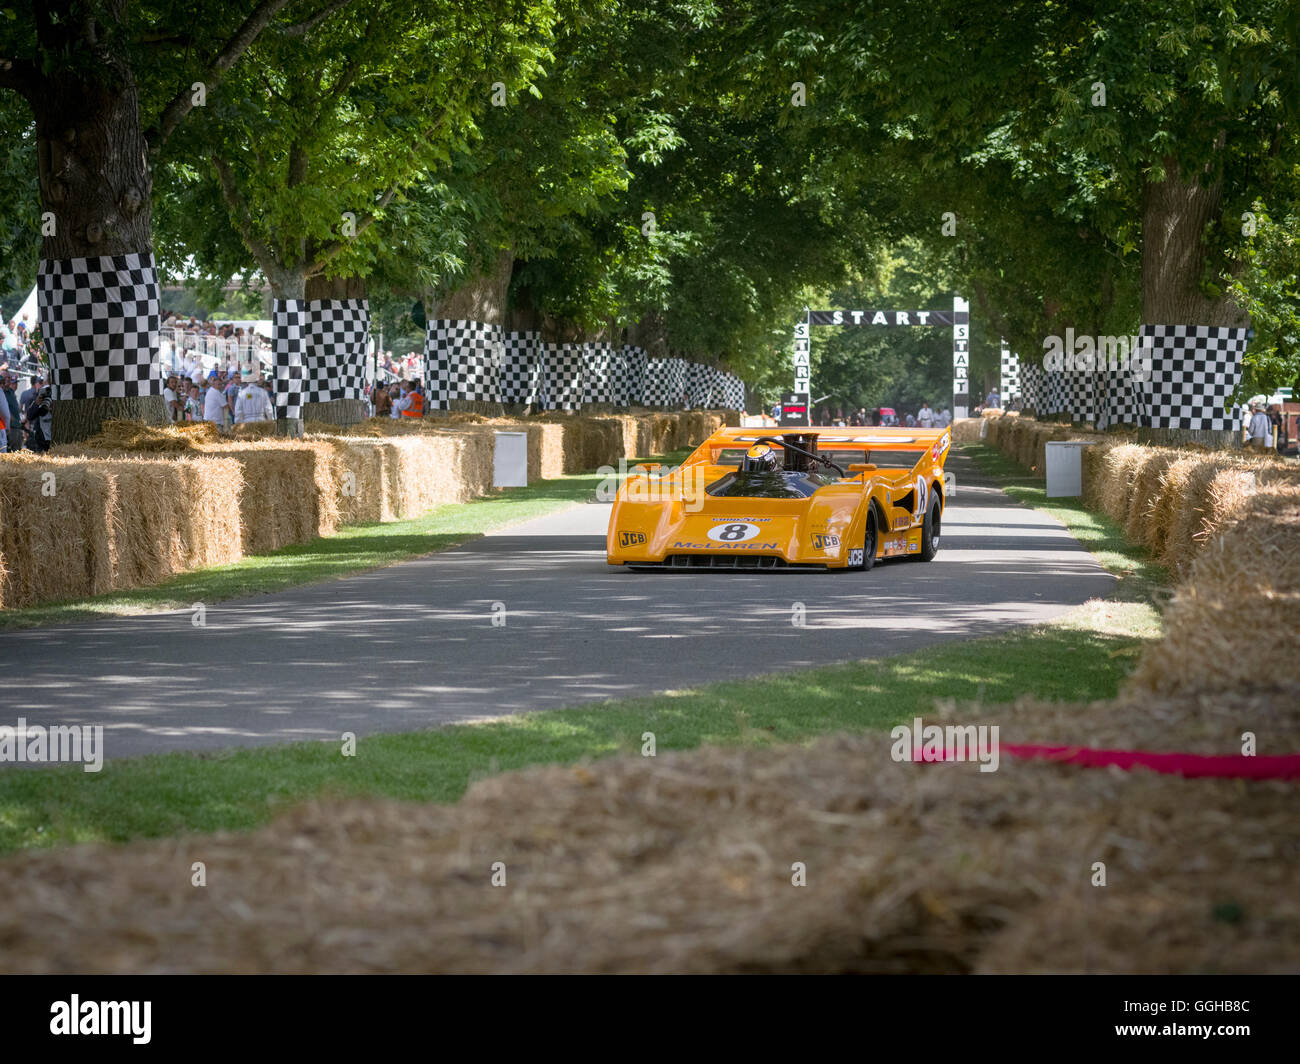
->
xmin=917 ymin=495 xmax=941 ymax=561
xmin=861 ymin=506 xmax=878 ymax=571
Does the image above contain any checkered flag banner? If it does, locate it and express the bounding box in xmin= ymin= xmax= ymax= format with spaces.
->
xmin=1065 ymin=365 xmax=1098 ymax=423
xmin=718 ymin=371 xmax=746 ymax=411
xmin=272 ymin=299 xmax=307 ymax=420
xmin=1136 ymin=324 xmax=1248 ymax=431
xmin=999 ymin=343 xmax=1020 ymax=402
xmin=423 ymin=319 xmax=502 ymax=409
xmin=618 ymin=345 xmax=647 ymax=405
xmin=643 ymin=357 xmax=687 ymax=406
xmin=1019 ymin=362 xmax=1043 ymax=412
xmin=1043 ymin=368 xmax=1067 ymax=416
xmin=541 ymin=341 xmax=584 ymax=410
xmin=685 ymin=361 xmax=717 ymax=408
xmin=501 ymin=330 xmax=542 ymax=405
xmin=581 ymin=341 xmax=618 ymax=405
xmin=1099 ymin=360 xmax=1142 ymax=428
xmin=302 ymin=300 xmax=369 ymax=404
xmin=37 ymin=252 xmax=162 ymax=400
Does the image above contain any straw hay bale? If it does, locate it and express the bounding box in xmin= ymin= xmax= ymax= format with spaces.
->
xmin=83 ymin=418 xmax=220 ymax=452
xmin=950 ymin=418 xmax=985 ymax=444
xmin=1131 ymin=488 xmax=1300 ymax=695
xmin=196 ymin=440 xmax=340 ymax=555
xmin=0 ymin=729 xmax=1293 ymax=974
xmin=0 ymin=454 xmax=115 ymax=609
xmin=95 ymin=454 xmax=242 ymax=588
xmin=1122 ymin=448 xmax=1184 ymax=547
xmin=0 ymin=452 xmax=241 ymax=610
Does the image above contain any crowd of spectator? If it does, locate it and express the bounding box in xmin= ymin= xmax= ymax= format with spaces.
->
xmin=367 ymin=378 xmax=426 ymax=419
xmin=163 ymin=369 xmax=275 ymax=427
xmin=811 ymin=403 xmax=953 ymax=429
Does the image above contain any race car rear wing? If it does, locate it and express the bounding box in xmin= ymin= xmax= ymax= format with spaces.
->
xmin=706 ymin=428 xmax=950 ymax=472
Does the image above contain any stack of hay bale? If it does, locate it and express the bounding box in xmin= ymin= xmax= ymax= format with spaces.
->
xmin=0 ymin=411 xmax=728 ymax=611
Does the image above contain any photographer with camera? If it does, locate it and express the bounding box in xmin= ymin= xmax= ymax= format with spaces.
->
xmin=24 ymin=384 xmax=52 ymax=453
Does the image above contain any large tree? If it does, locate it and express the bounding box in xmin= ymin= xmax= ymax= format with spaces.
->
xmin=0 ymin=0 xmax=322 ymax=440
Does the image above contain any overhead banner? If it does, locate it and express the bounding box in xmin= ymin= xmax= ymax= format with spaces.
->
xmin=809 ymin=309 xmax=958 ymax=327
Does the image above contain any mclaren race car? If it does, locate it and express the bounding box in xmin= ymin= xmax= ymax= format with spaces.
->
xmin=607 ymin=426 xmax=951 ymax=570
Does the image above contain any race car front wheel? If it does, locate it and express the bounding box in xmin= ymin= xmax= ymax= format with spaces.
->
xmin=917 ymin=495 xmax=941 ymax=561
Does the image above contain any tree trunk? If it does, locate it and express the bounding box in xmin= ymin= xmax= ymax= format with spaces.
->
xmin=302 ymin=398 xmax=370 ymax=426
xmin=433 ymin=249 xmax=513 ymax=323
xmin=29 ymin=7 xmax=164 ymax=443
xmin=1139 ymin=156 xmax=1247 ymax=449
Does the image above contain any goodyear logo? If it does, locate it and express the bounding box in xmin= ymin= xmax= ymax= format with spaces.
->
xmin=619 ymin=531 xmax=646 ymax=547
xmin=811 ymin=533 xmax=840 ymax=550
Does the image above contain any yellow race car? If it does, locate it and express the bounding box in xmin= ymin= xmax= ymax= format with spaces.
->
xmin=607 ymin=426 xmax=951 ymax=570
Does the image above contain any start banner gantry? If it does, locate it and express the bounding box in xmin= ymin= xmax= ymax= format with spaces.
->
xmin=790 ymin=296 xmax=970 ymax=425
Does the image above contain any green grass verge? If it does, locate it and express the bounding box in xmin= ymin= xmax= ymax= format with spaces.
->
xmin=0 ymin=449 xmax=690 ymax=630
xmin=0 ymin=439 xmax=1166 ymax=857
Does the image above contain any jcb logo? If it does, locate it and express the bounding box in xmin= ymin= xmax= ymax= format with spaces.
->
xmin=810 ymin=533 xmax=840 ymax=549
xmin=619 ymin=531 xmax=646 ymax=547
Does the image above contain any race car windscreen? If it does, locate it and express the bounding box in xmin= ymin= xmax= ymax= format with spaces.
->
xmin=705 ymin=471 xmax=839 ymax=498
xmin=865 ymin=449 xmax=926 ymax=468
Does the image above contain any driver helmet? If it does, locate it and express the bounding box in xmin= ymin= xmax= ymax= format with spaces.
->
xmin=741 ymin=443 xmax=778 ymax=473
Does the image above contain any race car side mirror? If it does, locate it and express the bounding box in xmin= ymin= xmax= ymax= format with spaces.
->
xmin=849 ymin=463 xmax=877 ymax=473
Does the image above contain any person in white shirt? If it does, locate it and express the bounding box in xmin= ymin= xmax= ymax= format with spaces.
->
xmin=233 ymin=377 xmax=275 ymax=423
xmin=1246 ymin=397 xmax=1272 ymax=451
xmin=917 ymin=401 xmax=936 ymax=427
xmin=939 ymin=407 xmax=952 ymax=427
xmin=202 ymin=379 xmax=227 ymax=424
xmin=162 ymin=375 xmax=180 ymax=422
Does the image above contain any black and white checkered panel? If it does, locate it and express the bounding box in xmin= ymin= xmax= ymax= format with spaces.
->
xmin=424 ymin=319 xmax=501 ymax=407
xmin=1019 ymin=362 xmax=1043 ymax=412
xmin=37 ymin=253 xmax=162 ymax=400
xmin=1065 ymin=366 xmax=1098 ymax=422
xmin=684 ymin=362 xmax=717 ymax=408
xmin=302 ymin=299 xmax=369 ymax=403
xmin=1101 ymin=362 xmax=1142 ymax=426
xmin=718 ymin=372 xmax=746 ymax=411
xmin=1000 ymin=346 xmax=1020 ymax=402
xmin=1137 ymin=324 xmax=1248 ymax=431
xmin=618 ymin=345 xmax=647 ymax=405
xmin=501 ymin=330 xmax=541 ymax=405
xmin=1043 ymin=369 xmax=1067 ymax=416
xmin=542 ymin=342 xmax=584 ymax=410
xmin=422 ymin=320 xmax=453 ymax=410
xmin=581 ymin=341 xmax=618 ymax=405
xmin=643 ymin=357 xmax=687 ymax=406
xmin=273 ymin=299 xmax=307 ymax=420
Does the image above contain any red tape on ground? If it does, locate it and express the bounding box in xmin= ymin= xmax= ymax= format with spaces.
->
xmin=918 ymin=744 xmax=1300 ymax=780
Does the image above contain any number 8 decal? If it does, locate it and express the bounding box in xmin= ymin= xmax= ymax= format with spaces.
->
xmin=914 ymin=476 xmax=928 ymax=518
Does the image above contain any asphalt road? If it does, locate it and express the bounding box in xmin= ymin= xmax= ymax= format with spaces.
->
xmin=0 ymin=452 xmax=1113 ymax=761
